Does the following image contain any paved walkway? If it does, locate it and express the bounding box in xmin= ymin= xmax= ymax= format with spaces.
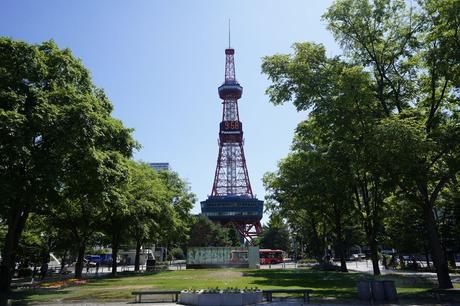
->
xmin=34 ymin=302 xmax=460 ymax=306
xmin=346 ymin=260 xmax=460 ymax=285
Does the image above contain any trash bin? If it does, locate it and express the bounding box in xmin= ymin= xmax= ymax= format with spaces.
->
xmin=358 ymin=279 xmax=398 ymax=302
xmin=371 ymin=280 xmax=385 ymax=301
xmin=357 ymin=280 xmax=372 ymax=300
xmin=146 ymin=259 xmax=156 ymax=271
xmin=383 ymin=280 xmax=398 ymax=301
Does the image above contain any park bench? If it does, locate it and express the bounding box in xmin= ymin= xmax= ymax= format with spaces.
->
xmin=132 ymin=290 xmax=181 ymax=303
xmin=263 ymin=289 xmax=311 ymax=303
xmin=432 ymin=288 xmax=460 ymax=301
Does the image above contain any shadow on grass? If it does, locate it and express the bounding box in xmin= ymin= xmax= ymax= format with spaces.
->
xmin=243 ymin=269 xmax=436 ymax=300
xmin=9 ymin=287 xmax=71 ymax=306
xmin=243 ymin=269 xmax=361 ymax=299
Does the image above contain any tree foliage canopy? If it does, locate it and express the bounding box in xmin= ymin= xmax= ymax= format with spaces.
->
xmin=0 ymin=38 xmax=194 ymax=289
xmin=262 ymin=0 xmax=460 ymax=288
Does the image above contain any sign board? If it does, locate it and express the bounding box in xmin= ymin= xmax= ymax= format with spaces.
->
xmin=186 ymin=246 xmax=259 ymax=269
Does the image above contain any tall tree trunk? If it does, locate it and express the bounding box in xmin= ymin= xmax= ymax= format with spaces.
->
xmin=422 ymin=201 xmax=453 ymax=288
xmin=75 ymin=244 xmax=86 ymax=279
xmin=425 ymin=249 xmax=431 ymax=269
xmin=309 ymin=218 xmax=323 ymax=261
xmin=334 ymin=208 xmax=348 ymax=272
xmin=0 ymin=209 xmax=29 ymax=293
xmin=369 ymin=234 xmax=380 ymax=276
xmin=111 ymin=234 xmax=120 ymax=276
xmin=134 ymin=239 xmax=141 ymax=272
xmin=339 ymin=248 xmax=348 ymax=272
xmin=355 ymin=182 xmax=381 ymax=276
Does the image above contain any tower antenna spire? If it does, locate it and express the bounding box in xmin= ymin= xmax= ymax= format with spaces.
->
xmin=228 ymin=19 xmax=231 ymax=48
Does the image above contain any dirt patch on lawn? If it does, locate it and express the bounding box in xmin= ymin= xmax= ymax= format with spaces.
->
xmin=76 ymin=284 xmax=155 ymax=290
xmin=206 ymin=270 xmax=243 ymax=280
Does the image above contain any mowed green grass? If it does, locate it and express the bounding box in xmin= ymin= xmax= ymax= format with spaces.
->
xmin=12 ymin=268 xmax=441 ymax=304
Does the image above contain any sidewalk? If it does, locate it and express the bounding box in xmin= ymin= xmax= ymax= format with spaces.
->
xmin=34 ymin=303 xmax=460 ymax=306
xmin=347 ymin=260 xmax=460 ymax=283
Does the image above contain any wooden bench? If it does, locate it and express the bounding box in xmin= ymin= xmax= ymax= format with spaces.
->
xmin=263 ymin=289 xmax=311 ymax=303
xmin=432 ymin=288 xmax=460 ymax=301
xmin=131 ymin=290 xmax=181 ymax=303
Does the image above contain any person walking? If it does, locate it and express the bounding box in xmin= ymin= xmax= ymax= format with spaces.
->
xmin=39 ymin=263 xmax=48 ymax=280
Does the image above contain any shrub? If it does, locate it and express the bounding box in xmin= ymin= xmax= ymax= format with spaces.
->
xmin=297 ymin=258 xmax=317 ymax=264
xmin=171 ymin=247 xmax=184 ymax=260
xmin=311 ymin=262 xmax=342 ymax=271
xmin=17 ymin=268 xmax=33 ymax=277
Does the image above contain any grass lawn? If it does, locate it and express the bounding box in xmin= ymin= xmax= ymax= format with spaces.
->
xmin=12 ymin=268 xmax=442 ymax=305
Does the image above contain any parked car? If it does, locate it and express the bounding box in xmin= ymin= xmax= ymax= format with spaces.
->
xmin=85 ymin=253 xmax=118 ymax=265
xmin=349 ymin=253 xmax=366 ymax=260
xmin=83 ymin=258 xmax=97 ymax=267
xmin=85 ymin=255 xmax=101 ymax=263
xmin=381 ymin=249 xmax=396 ymax=255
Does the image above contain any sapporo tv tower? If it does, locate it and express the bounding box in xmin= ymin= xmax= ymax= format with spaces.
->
xmin=201 ymin=26 xmax=263 ymax=244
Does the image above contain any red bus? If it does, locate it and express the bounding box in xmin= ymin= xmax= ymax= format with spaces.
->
xmin=259 ymin=249 xmax=284 ymax=265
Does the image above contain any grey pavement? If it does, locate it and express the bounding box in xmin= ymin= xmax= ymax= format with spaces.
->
xmin=10 ymin=302 xmax=178 ymax=306
xmin=346 ymin=260 xmax=460 ymax=284
xmin=32 ymin=303 xmax=460 ymax=306
xmin=73 ymin=260 xmax=459 ymax=277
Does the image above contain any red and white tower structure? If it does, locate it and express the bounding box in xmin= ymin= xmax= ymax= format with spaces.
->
xmin=211 ymin=48 xmax=252 ymax=197
xmin=201 ymin=36 xmax=263 ymax=244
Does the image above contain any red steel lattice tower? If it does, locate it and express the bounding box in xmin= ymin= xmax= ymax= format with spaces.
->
xmin=211 ymin=48 xmax=252 ymax=197
xmin=200 ymin=40 xmax=263 ymax=244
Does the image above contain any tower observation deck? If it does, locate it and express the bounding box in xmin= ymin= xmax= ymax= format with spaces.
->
xmin=201 ymin=45 xmax=263 ymax=244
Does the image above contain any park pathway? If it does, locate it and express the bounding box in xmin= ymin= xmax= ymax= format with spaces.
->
xmin=35 ymin=302 xmax=459 ymax=306
xmin=346 ymin=260 xmax=460 ymax=285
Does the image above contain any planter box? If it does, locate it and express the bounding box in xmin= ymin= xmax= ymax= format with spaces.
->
xmin=198 ymin=293 xmax=221 ymax=306
xmin=252 ymin=291 xmax=263 ymax=304
xmin=179 ymin=291 xmax=195 ymax=305
xmin=221 ymin=292 xmax=243 ymax=306
xmin=179 ymin=291 xmax=263 ymax=306
xmin=243 ymin=292 xmax=257 ymax=305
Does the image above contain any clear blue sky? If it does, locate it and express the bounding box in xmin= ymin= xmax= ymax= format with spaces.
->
xmin=1 ymin=0 xmax=340 ymax=223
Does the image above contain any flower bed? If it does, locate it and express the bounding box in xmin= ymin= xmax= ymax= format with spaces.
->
xmin=179 ymin=288 xmax=262 ymax=306
xmin=36 ymin=278 xmax=87 ymax=289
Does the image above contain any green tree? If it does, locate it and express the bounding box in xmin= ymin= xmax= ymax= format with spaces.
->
xmin=264 ymin=159 xmax=328 ymax=262
xmin=16 ymin=214 xmax=75 ymax=275
xmin=15 ymin=215 xmax=48 ymax=273
xmin=437 ymin=182 xmax=460 ymax=268
xmin=383 ymin=196 xmax=428 ymax=260
xmin=98 ymin=154 xmax=132 ymax=276
xmin=323 ymin=0 xmax=460 ymax=287
xmin=264 ymin=142 xmax=361 ymax=271
xmin=259 ymin=214 xmax=291 ymax=253
xmin=228 ymin=224 xmax=242 ymax=247
xmin=157 ymin=171 xmax=195 ymax=248
xmin=48 ymin=107 xmax=135 ymax=279
xmin=262 ymin=0 xmax=460 ymax=287
xmin=262 ymin=43 xmax=389 ymax=274
xmin=171 ymin=247 xmax=185 ymax=260
xmin=187 ymin=215 xmax=232 ymax=247
xmin=0 ymin=38 xmax=136 ymax=288
xmin=126 ymin=161 xmax=169 ymax=271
